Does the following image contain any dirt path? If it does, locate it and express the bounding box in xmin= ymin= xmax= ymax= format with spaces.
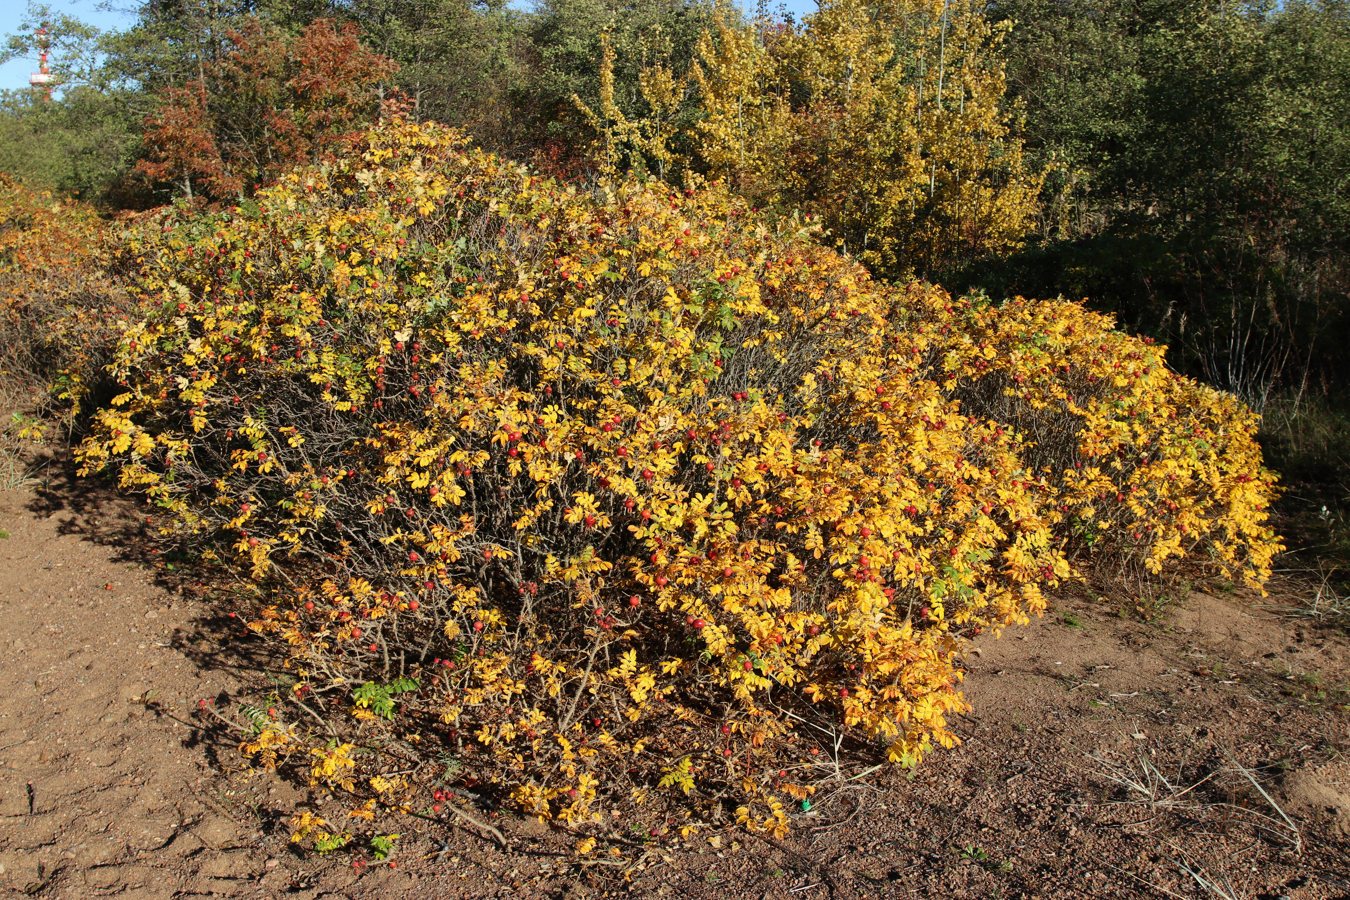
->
xmin=0 ymin=475 xmax=354 ymax=898
xmin=0 ymin=467 xmax=1347 ymax=898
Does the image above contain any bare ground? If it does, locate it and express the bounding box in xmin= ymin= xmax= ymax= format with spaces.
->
xmin=0 ymin=461 xmax=1346 ymax=899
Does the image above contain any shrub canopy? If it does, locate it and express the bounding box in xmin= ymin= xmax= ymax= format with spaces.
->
xmin=76 ymin=121 xmax=1278 ymax=841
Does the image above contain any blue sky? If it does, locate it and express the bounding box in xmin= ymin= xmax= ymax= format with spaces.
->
xmin=1 ymin=0 xmax=820 ymax=93
xmin=0 ymin=1 xmax=133 ymax=91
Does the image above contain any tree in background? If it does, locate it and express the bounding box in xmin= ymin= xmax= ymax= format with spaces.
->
xmin=0 ymin=86 xmax=141 ymax=205
xmin=100 ymin=0 xmax=255 ymax=93
xmin=341 ymin=0 xmax=525 ymax=150
xmin=580 ymin=0 xmax=1044 ymax=280
xmin=524 ymin=0 xmax=716 ymax=164
xmin=0 ymin=7 xmax=141 ymax=203
xmin=980 ymin=0 xmax=1350 ymax=404
xmin=135 ymin=17 xmax=396 ymax=200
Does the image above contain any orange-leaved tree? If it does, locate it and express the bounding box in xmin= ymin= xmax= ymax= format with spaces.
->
xmin=136 ymin=17 xmax=397 ymax=201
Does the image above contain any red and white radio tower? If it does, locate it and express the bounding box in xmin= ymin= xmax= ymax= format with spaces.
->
xmin=30 ymin=24 xmax=54 ymax=101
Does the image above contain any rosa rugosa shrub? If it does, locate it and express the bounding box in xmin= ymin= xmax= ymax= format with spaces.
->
xmin=911 ymin=290 xmax=1281 ymax=589
xmin=77 ymin=120 xmax=1278 ymax=842
xmin=0 ymin=175 xmax=130 ymax=424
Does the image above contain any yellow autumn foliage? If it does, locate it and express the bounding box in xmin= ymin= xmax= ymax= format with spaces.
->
xmin=73 ymin=120 xmax=1278 ymax=838
xmin=0 ymin=175 xmax=131 ymax=422
xmin=581 ymin=0 xmax=1043 ymax=279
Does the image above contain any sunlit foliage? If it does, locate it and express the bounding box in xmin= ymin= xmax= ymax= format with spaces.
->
xmin=74 ymin=121 xmax=1278 ymax=843
xmin=582 ymin=0 xmax=1043 ymax=279
xmin=0 ymin=175 xmax=128 ymax=421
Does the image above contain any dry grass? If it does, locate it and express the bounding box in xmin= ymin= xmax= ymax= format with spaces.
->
xmin=1088 ymin=741 xmax=1302 ymax=853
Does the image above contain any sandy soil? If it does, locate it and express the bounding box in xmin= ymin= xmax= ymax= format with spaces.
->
xmin=0 ymin=462 xmax=1346 ymax=899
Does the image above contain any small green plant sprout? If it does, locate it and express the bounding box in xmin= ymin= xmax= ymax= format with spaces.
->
xmin=369 ymin=833 xmax=399 ymax=861
xmin=436 ymin=752 xmax=464 ymax=780
xmin=658 ymin=755 xmax=695 ymax=794
xmin=352 ymin=677 xmax=419 ymax=719
xmin=314 ymin=832 xmax=352 ymax=854
xmin=290 ymin=809 xmax=352 ymax=853
xmin=11 ymin=411 xmax=45 ymax=442
xmin=238 ymin=703 xmax=273 ymax=735
xmin=958 ymin=845 xmax=1012 ymax=872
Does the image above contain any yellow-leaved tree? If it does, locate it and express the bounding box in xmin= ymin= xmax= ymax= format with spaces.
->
xmin=582 ymin=0 xmax=1043 ymax=279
